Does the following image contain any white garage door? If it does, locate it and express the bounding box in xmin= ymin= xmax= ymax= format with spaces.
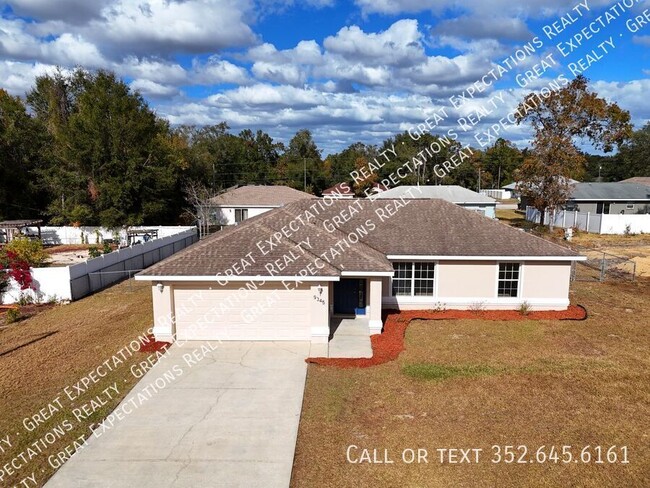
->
xmin=173 ymin=283 xmax=312 ymax=341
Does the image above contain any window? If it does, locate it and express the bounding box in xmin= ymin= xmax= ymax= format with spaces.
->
xmin=392 ymin=262 xmax=435 ymax=297
xmin=498 ymin=263 xmax=520 ymax=297
xmin=392 ymin=262 xmax=412 ymax=296
xmin=234 ymin=208 xmax=248 ymax=223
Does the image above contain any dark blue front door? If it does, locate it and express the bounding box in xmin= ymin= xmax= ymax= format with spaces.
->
xmin=334 ymin=279 xmax=365 ymax=315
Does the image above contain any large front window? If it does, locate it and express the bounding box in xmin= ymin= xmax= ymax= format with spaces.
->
xmin=392 ymin=262 xmax=435 ymax=297
xmin=498 ymin=263 xmax=520 ymax=297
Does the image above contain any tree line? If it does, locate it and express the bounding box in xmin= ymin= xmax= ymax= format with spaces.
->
xmin=0 ymin=69 xmax=648 ymax=227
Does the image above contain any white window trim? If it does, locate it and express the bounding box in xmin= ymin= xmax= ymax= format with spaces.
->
xmin=495 ymin=261 xmax=523 ymax=299
xmin=391 ymin=261 xmax=437 ymax=298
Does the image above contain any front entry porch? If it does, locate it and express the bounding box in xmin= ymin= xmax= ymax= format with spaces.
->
xmin=327 ymin=317 xmax=372 ymax=358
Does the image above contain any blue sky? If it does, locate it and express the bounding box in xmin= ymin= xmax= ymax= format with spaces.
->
xmin=1 ymin=0 xmax=649 ymax=154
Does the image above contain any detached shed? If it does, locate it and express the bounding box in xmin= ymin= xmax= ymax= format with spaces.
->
xmin=0 ymin=219 xmax=43 ymax=243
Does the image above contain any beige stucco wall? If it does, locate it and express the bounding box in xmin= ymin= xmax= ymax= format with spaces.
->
xmin=382 ymin=260 xmax=573 ymax=311
xmin=437 ymin=261 xmax=496 ymax=298
xmin=520 ymin=262 xmax=572 ymax=300
xmin=151 ymin=283 xmax=174 ymax=342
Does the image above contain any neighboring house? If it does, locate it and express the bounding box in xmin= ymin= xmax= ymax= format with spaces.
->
xmin=620 ymin=177 xmax=650 ymax=186
xmin=322 ymin=182 xmax=355 ymax=199
xmin=323 ymin=182 xmax=387 ymax=199
xmin=565 ymin=182 xmax=650 ymax=215
xmin=511 ymin=178 xmax=581 ymax=210
xmin=207 ymin=185 xmax=315 ymax=226
xmin=136 ymin=199 xmax=584 ymax=344
xmin=372 ymin=185 xmax=497 ymax=218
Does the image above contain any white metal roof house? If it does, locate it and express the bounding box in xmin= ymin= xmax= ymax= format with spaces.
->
xmin=206 ymin=185 xmax=315 ymax=226
xmin=136 ymin=199 xmax=584 ymax=347
xmin=372 ymin=185 xmax=498 ymax=218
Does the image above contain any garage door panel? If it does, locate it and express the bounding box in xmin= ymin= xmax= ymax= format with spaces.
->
xmin=173 ymin=285 xmax=312 ymax=341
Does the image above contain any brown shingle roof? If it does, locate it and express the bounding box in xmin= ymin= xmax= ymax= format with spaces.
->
xmin=208 ymin=185 xmax=315 ymax=206
xmin=322 ymin=182 xmax=354 ymax=195
xmin=138 ymin=199 xmax=579 ymax=278
xmin=621 ymin=177 xmax=650 ymax=186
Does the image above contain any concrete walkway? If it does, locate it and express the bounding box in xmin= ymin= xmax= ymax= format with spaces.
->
xmin=46 ymin=342 xmax=310 ymax=488
xmin=328 ymin=318 xmax=372 ymax=358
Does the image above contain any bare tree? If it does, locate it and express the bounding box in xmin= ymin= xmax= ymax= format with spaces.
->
xmin=182 ymin=181 xmax=223 ymax=239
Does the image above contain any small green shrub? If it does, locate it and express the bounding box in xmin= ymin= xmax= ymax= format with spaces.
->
xmin=17 ymin=293 xmax=34 ymax=306
xmin=5 ymin=307 xmax=21 ymax=324
xmin=88 ymin=246 xmax=101 ymax=258
xmin=102 ymin=242 xmax=112 ymax=254
xmin=4 ymin=237 xmax=48 ymax=267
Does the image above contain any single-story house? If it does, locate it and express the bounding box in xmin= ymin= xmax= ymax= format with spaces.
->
xmin=322 ymin=182 xmax=355 ymax=199
xmin=565 ymin=182 xmax=650 ymax=215
xmin=620 ymin=177 xmax=650 ymax=186
xmin=136 ymin=198 xmax=584 ymax=344
xmin=323 ymin=182 xmax=387 ymax=199
xmin=372 ymin=185 xmax=497 ymax=218
xmin=206 ymin=185 xmax=315 ymax=226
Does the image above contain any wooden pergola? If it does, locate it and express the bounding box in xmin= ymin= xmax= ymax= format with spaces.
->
xmin=0 ymin=219 xmax=43 ymax=243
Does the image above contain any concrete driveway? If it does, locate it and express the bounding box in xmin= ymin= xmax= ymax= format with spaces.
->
xmin=46 ymin=342 xmax=310 ymax=488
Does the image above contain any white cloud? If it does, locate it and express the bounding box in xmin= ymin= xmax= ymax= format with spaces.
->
xmin=323 ymin=19 xmax=425 ymax=67
xmin=251 ymin=61 xmax=305 ymax=85
xmin=7 ymin=0 xmax=110 ymax=23
xmin=118 ymin=57 xmax=188 ymax=86
xmin=0 ymin=59 xmax=60 ymax=95
xmin=633 ymin=36 xmax=650 ymax=46
xmin=432 ymin=16 xmax=532 ymax=41
xmin=354 ymin=0 xmax=614 ymax=18
xmin=0 ymin=18 xmax=107 ymax=67
xmin=192 ymin=57 xmax=250 ymax=86
xmin=129 ymin=79 xmax=180 ymax=98
xmin=593 ymin=79 xmax=650 ymax=125
xmin=86 ymin=0 xmax=257 ymax=57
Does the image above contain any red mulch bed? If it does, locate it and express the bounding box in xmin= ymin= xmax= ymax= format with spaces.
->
xmin=306 ymin=305 xmax=588 ymax=369
xmin=138 ymin=334 xmax=171 ymax=353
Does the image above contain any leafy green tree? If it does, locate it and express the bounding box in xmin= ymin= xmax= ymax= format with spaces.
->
xmin=483 ymin=138 xmax=523 ymax=188
xmin=0 ymin=89 xmax=47 ymax=220
xmin=277 ymin=129 xmax=323 ymax=193
xmin=616 ymin=123 xmax=650 ymax=179
xmin=28 ymin=69 xmax=179 ymax=227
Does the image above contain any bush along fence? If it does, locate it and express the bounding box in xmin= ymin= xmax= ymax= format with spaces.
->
xmin=1 ymin=228 xmax=198 ymax=304
xmin=526 ymin=206 xmax=650 ymax=235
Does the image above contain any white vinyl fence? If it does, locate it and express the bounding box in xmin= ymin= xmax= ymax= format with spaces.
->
xmin=2 ymin=227 xmax=197 ymax=304
xmin=526 ymin=206 xmax=650 ymax=234
xmin=0 ymin=225 xmax=192 ymax=245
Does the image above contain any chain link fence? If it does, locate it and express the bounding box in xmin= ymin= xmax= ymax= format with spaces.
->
xmin=570 ymin=245 xmax=637 ymax=282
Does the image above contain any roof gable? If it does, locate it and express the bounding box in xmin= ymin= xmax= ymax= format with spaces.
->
xmin=208 ymin=185 xmax=316 ymax=206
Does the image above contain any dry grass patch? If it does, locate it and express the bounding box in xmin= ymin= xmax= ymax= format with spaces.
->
xmin=0 ymin=280 xmax=154 ymax=487
xmin=292 ymin=279 xmax=650 ymax=488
